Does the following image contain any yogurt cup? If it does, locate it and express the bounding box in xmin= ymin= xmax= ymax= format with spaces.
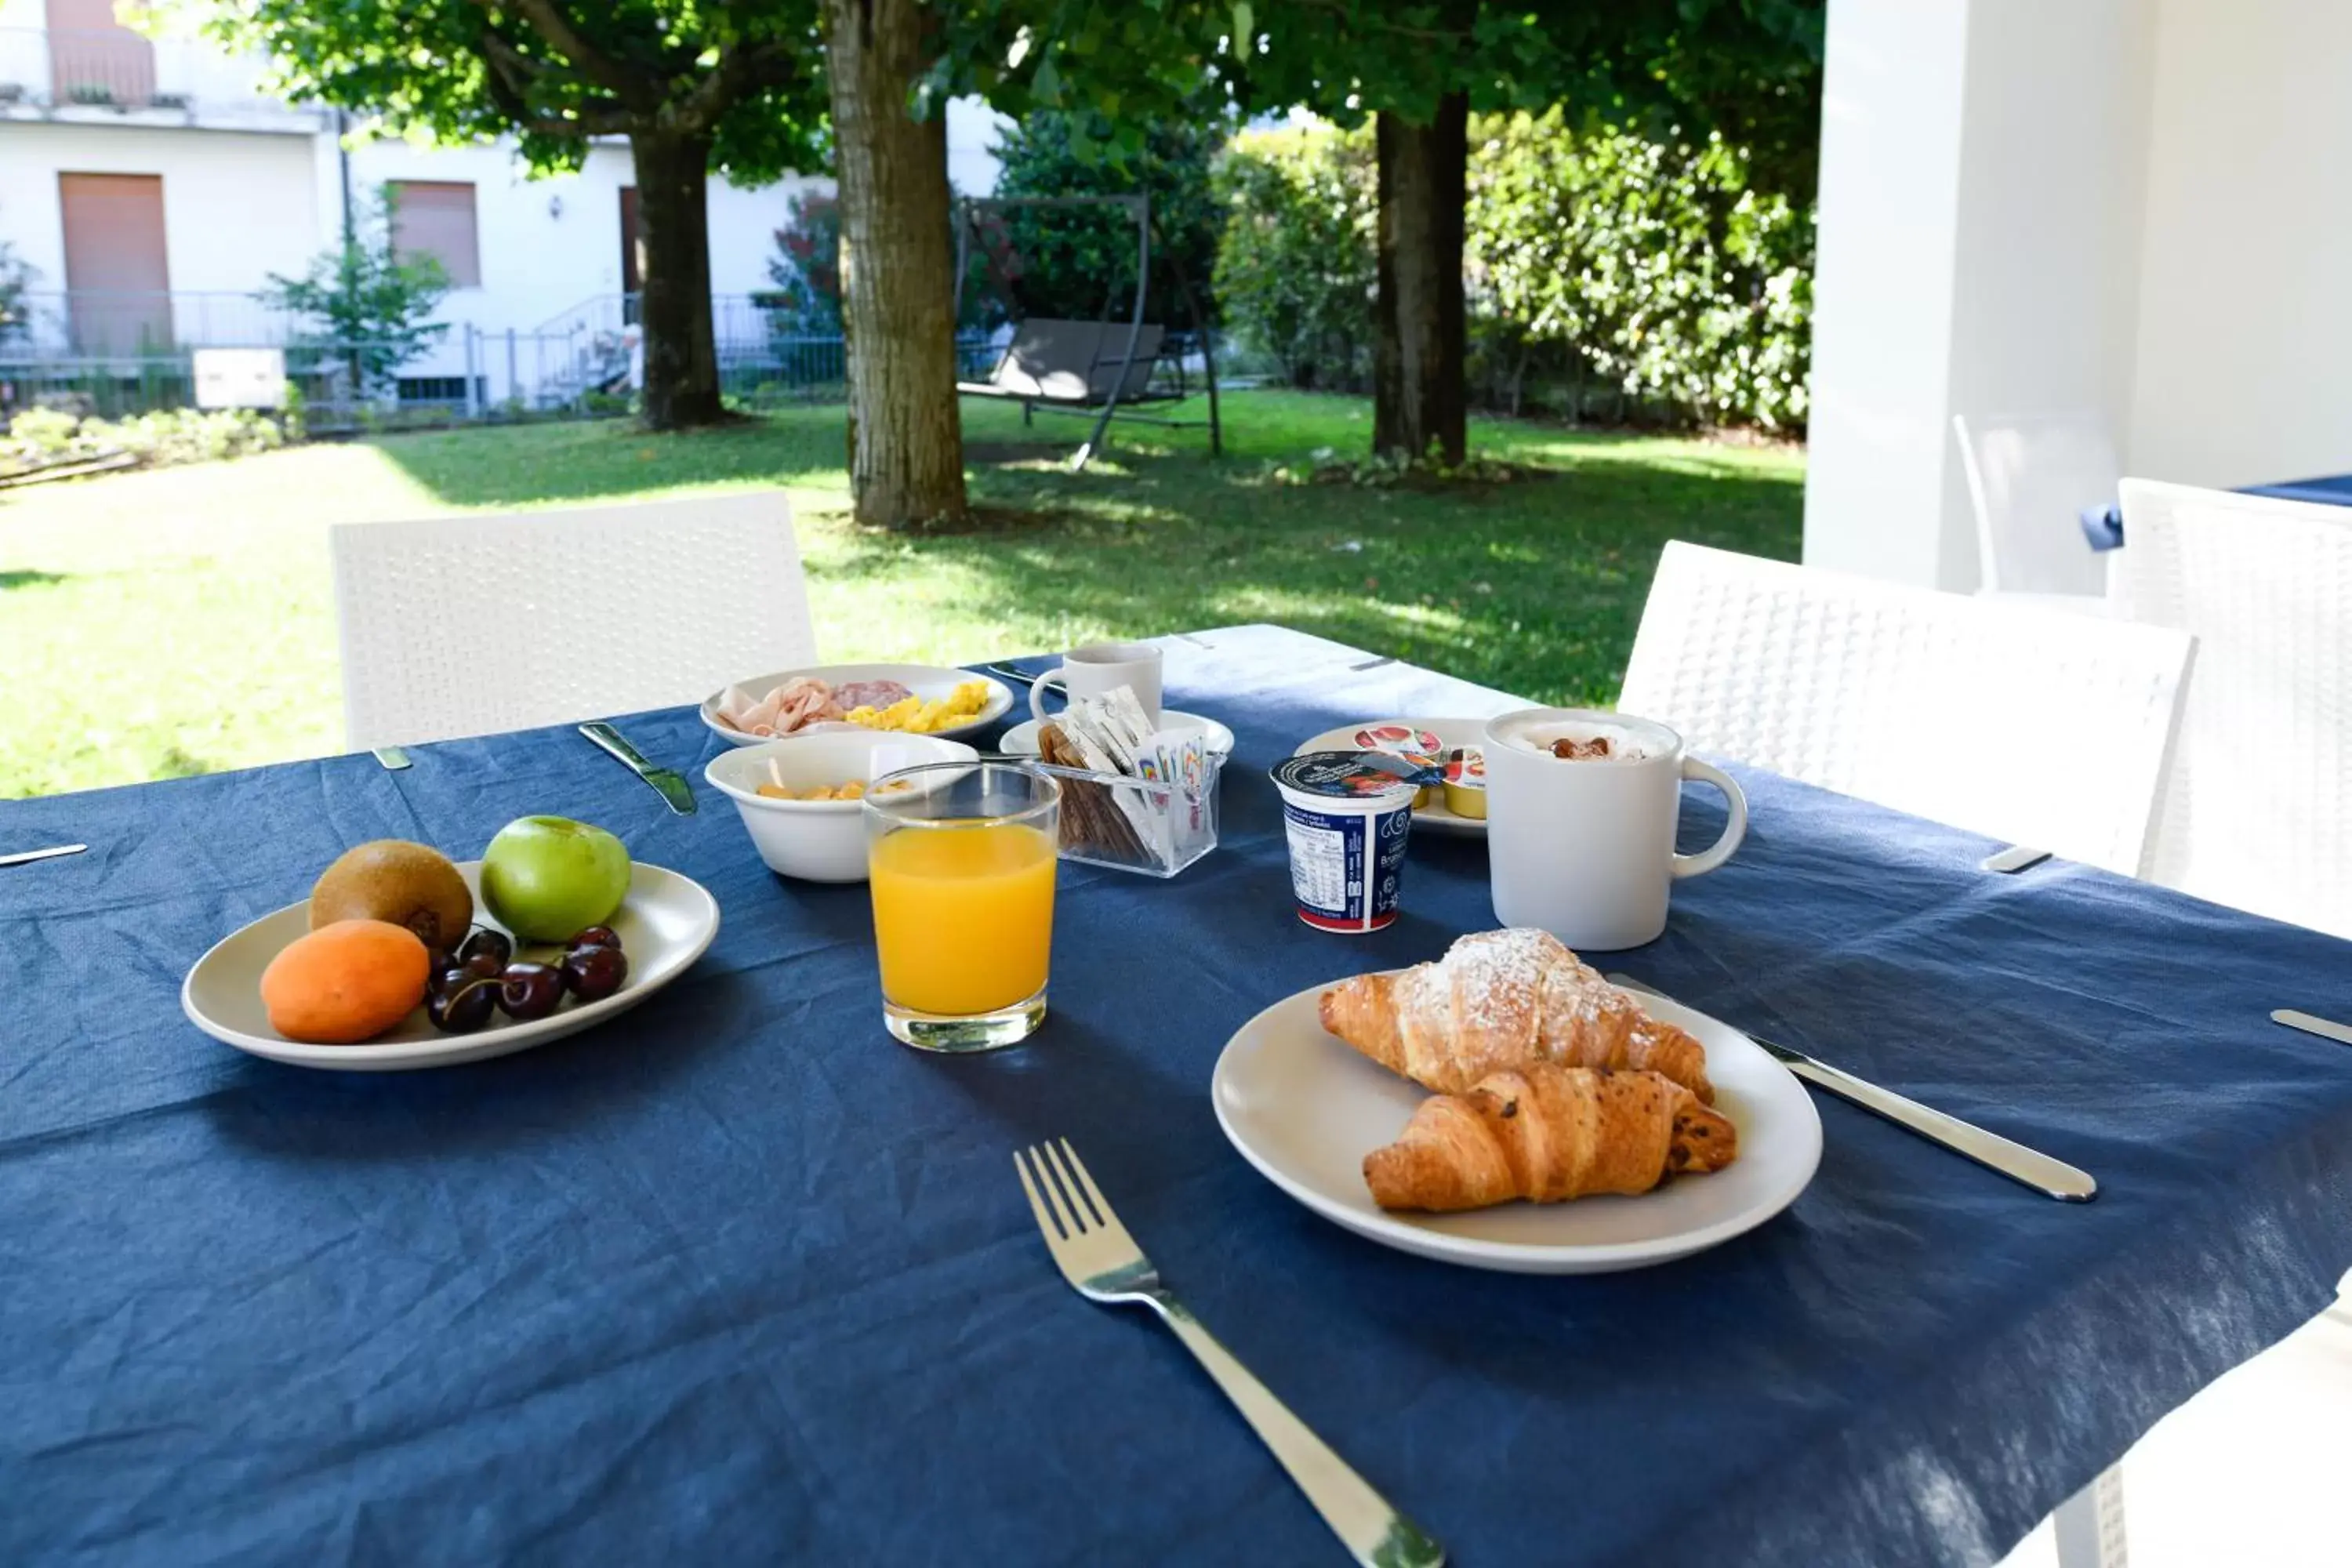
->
xmin=1271 ymin=753 xmax=1418 ymax=933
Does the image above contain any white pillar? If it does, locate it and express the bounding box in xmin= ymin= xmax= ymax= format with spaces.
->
xmin=1804 ymin=0 xmax=2155 ymax=591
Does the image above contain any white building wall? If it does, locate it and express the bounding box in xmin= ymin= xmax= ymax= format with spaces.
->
xmin=2129 ymin=0 xmax=2352 ymax=487
xmin=1808 ymin=0 xmax=2352 ymax=589
xmin=0 ymin=119 xmax=321 ymax=297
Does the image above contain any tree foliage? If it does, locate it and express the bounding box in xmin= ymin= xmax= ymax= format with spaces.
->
xmin=761 ymin=187 xmax=843 ymax=336
xmin=986 ymin=107 xmax=1227 ymax=328
xmin=1210 ymin=124 xmax=1375 ymax=390
xmin=0 ymin=232 xmax=34 ymax=348
xmin=256 ymin=189 xmax=451 ymax=397
xmin=207 ymin=0 xmax=828 ymax=183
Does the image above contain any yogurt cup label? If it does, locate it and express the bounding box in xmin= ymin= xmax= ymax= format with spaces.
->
xmin=1279 ymin=799 xmax=1412 ymax=932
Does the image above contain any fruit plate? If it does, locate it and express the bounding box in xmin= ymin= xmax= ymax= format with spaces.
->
xmin=1210 ymin=980 xmax=1822 ymax=1274
xmin=701 ymin=663 xmax=1014 ymax=747
xmin=180 ymin=862 xmax=720 ymax=1072
xmin=1294 ymin=718 xmax=1493 ymax=837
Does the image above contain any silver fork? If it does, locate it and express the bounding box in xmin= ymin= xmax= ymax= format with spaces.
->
xmin=1014 ymin=1140 xmax=1443 ymax=1568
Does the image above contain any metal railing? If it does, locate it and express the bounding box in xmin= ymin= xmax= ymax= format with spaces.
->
xmin=0 ymin=27 xmax=303 ymax=118
xmin=10 ymin=292 xmax=302 ymax=355
xmin=2 ymin=289 xmax=1007 ymax=422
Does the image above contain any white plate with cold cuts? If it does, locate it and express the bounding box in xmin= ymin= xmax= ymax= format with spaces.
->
xmin=180 ymin=862 xmax=719 ymax=1072
xmin=1211 ymin=980 xmax=1821 ymax=1273
xmin=1000 ymin=710 xmax=1236 ymax=758
xmin=702 ymin=662 xmax=1014 ymax=747
xmin=1295 ymin=718 xmax=1491 ymax=837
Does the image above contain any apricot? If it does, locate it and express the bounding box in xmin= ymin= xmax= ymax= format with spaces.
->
xmin=260 ymin=919 xmax=431 ymax=1044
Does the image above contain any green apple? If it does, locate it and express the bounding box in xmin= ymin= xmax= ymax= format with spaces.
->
xmin=479 ymin=817 xmax=631 ymax=942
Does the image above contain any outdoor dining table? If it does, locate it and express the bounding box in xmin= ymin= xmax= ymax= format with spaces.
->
xmin=2080 ymin=470 xmax=2352 ymax=549
xmin=7 ymin=623 xmax=2352 ymax=1566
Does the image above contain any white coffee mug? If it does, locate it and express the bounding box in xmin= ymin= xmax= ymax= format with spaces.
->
xmin=1482 ymin=707 xmax=1747 ymax=950
xmin=1029 ymin=641 xmax=1163 ymax=725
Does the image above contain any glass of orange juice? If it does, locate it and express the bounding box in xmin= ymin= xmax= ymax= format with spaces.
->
xmin=864 ymin=761 xmax=1062 ymax=1051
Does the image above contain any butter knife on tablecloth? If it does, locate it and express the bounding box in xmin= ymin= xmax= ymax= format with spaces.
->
xmin=579 ymin=723 xmax=696 ymax=815
xmin=1610 ymin=973 xmax=2098 ymax=1203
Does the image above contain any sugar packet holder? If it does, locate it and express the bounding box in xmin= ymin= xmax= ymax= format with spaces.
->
xmin=1024 ymin=746 xmax=1225 ymax=880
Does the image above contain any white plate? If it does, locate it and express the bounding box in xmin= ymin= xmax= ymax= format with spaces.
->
xmin=1294 ymin=718 xmax=1493 ymax=837
xmin=180 ymin=862 xmax=720 ymax=1071
xmin=1210 ymin=982 xmax=1822 ymax=1273
xmin=1000 ymin=709 xmax=1236 ymax=758
xmin=702 ymin=663 xmax=1014 ymax=747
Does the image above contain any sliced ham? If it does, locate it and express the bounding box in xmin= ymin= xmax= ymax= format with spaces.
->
xmin=832 ymin=679 xmax=915 ymax=712
xmin=716 ymin=676 xmax=844 ymax=736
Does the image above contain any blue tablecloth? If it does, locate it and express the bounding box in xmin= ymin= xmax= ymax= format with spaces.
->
xmin=2080 ymin=471 xmax=2352 ymax=550
xmin=7 ymin=624 xmax=2352 ymax=1567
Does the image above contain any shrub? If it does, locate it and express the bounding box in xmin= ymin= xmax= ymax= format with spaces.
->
xmin=1210 ymin=125 xmax=1377 ymax=391
xmin=1210 ymin=114 xmax=1813 ymax=431
xmin=1469 ymin=111 xmax=1812 ymax=431
xmin=2 ymin=407 xmax=286 ymax=477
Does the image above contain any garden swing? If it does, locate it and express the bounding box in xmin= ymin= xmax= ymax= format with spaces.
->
xmin=953 ymin=192 xmax=1221 ymax=471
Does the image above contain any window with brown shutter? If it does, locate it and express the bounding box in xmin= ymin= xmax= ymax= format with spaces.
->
xmin=387 ymin=181 xmax=481 ymax=288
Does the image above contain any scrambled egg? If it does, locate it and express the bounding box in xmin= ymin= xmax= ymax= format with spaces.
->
xmin=844 ymin=680 xmax=994 ymax=735
xmin=756 ymin=779 xmax=872 ymax=802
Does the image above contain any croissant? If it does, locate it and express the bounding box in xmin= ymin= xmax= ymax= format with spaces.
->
xmin=1365 ymin=1064 xmax=1737 ymax=1211
xmin=1319 ymin=928 xmax=1715 ymax=1103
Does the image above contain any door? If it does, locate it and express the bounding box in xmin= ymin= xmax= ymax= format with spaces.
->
xmin=58 ymin=172 xmax=172 ymax=354
xmin=618 ymin=187 xmax=642 ymax=323
xmin=45 ymin=0 xmax=154 ymax=107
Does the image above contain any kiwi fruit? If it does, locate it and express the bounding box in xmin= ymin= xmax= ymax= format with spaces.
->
xmin=310 ymin=840 xmax=474 ymax=953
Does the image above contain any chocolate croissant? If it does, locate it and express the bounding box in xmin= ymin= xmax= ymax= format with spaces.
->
xmin=1365 ymin=1064 xmax=1737 ymax=1212
xmin=1319 ymin=928 xmax=1715 ymax=1102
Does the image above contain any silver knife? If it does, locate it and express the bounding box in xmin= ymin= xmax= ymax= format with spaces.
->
xmin=0 ymin=842 xmax=87 ymax=868
xmin=578 ymin=723 xmax=696 ymax=815
xmin=2274 ymin=1009 xmax=2352 ymax=1047
xmin=1609 ymin=973 xmax=2098 ymax=1203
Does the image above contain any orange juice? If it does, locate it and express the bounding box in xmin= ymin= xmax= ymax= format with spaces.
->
xmin=869 ymin=822 xmax=1058 ymax=1014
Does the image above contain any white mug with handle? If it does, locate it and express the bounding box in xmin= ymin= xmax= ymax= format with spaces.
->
xmin=1482 ymin=707 xmax=1747 ymax=950
xmin=1029 ymin=641 xmax=1164 ymax=725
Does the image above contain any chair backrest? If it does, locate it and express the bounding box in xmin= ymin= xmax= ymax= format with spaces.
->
xmin=1952 ymin=411 xmax=2118 ymax=596
xmin=331 ymin=491 xmax=817 ymax=750
xmin=2111 ymin=479 xmax=2352 ymax=935
xmin=1619 ymin=542 xmax=2196 ymax=876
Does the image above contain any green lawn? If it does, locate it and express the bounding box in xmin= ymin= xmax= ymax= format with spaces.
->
xmin=0 ymin=390 xmax=1802 ymax=800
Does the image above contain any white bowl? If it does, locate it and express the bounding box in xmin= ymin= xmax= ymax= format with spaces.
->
xmin=705 ymin=731 xmax=978 ymax=882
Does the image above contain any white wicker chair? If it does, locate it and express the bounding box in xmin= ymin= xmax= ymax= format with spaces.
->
xmin=330 ymin=492 xmax=818 ymax=750
xmin=1618 ymin=542 xmax=2195 ymax=876
xmin=2111 ymin=479 xmax=2352 ymax=937
xmin=1953 ymin=412 xmax=2117 ymax=602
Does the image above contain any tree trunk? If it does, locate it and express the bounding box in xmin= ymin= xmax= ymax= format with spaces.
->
xmin=1373 ymin=96 xmax=1468 ymax=466
xmin=631 ymin=129 xmax=728 ymax=430
xmin=826 ymin=0 xmax=967 ymax=528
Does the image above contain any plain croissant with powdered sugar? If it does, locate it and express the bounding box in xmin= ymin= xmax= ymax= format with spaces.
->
xmin=1317 ymin=928 xmax=1715 ymax=1103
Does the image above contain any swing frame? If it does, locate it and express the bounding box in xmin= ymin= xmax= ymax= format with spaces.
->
xmin=953 ymin=192 xmax=1223 ymax=470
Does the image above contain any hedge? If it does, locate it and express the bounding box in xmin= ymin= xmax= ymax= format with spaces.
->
xmin=1214 ymin=112 xmax=1813 ymax=432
